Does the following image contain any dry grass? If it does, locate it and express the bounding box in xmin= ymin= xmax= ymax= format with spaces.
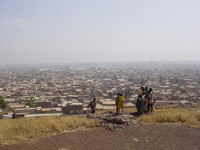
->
xmin=1 ymin=108 xmax=199 ymax=145
xmin=0 ymin=112 xmax=7 ymax=115
xmin=0 ymin=115 xmax=99 ymax=145
xmin=140 ymin=108 xmax=200 ymax=126
xmin=95 ymin=107 xmax=136 ymax=114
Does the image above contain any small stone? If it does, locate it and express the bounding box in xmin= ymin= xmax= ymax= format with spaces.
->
xmin=133 ymin=138 xmax=139 ymax=142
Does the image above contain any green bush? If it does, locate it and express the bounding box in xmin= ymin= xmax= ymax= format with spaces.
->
xmin=0 ymin=97 xmax=7 ymax=110
xmin=26 ymin=100 xmax=36 ymax=107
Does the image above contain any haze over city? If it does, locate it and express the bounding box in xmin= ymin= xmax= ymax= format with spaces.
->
xmin=0 ymin=0 xmax=200 ymax=65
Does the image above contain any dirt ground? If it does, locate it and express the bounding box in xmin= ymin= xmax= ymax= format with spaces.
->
xmin=1 ymin=124 xmax=200 ymax=150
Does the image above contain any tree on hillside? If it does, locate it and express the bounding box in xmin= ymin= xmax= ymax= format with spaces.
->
xmin=0 ymin=97 xmax=7 ymax=110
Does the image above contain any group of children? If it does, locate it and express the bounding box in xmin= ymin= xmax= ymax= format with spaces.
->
xmin=136 ymin=86 xmax=156 ymax=114
xmin=87 ymin=94 xmax=125 ymax=115
xmin=87 ymin=86 xmax=156 ymax=115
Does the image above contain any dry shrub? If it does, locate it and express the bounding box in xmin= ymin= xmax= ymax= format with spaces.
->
xmin=196 ymin=114 xmax=200 ymax=121
xmin=141 ymin=108 xmax=199 ymax=126
xmin=0 ymin=115 xmax=99 ymax=145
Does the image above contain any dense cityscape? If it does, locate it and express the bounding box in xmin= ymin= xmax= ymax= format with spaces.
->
xmin=0 ymin=62 xmax=200 ymax=118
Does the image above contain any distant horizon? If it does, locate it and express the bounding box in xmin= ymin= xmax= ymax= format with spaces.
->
xmin=1 ymin=60 xmax=200 ymax=67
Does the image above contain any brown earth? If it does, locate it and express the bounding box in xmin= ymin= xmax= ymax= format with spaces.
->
xmin=1 ymin=124 xmax=200 ymax=150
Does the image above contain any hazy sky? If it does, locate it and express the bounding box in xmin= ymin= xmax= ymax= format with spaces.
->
xmin=0 ymin=0 xmax=200 ymax=65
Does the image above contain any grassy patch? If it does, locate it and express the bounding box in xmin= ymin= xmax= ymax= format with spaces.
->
xmin=95 ymin=108 xmax=136 ymax=114
xmin=0 ymin=115 xmax=99 ymax=145
xmin=140 ymin=108 xmax=200 ymax=126
xmin=0 ymin=112 xmax=7 ymax=115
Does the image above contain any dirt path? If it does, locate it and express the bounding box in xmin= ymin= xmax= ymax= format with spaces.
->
xmin=1 ymin=124 xmax=200 ymax=150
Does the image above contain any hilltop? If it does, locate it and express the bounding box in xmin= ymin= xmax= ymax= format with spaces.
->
xmin=1 ymin=124 xmax=200 ymax=150
xmin=1 ymin=108 xmax=200 ymax=150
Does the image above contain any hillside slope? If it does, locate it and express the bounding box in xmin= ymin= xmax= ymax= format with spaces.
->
xmin=1 ymin=124 xmax=200 ymax=150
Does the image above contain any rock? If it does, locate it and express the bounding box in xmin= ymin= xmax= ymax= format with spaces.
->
xmin=108 ymin=124 xmax=115 ymax=131
xmin=126 ymin=121 xmax=132 ymax=125
xmin=114 ymin=117 xmax=126 ymax=124
xmin=114 ymin=124 xmax=123 ymax=129
xmin=86 ymin=112 xmax=136 ymax=131
xmin=102 ymin=117 xmax=114 ymax=123
xmin=133 ymin=138 xmax=139 ymax=142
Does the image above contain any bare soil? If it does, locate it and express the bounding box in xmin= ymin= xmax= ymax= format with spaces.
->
xmin=1 ymin=124 xmax=200 ymax=150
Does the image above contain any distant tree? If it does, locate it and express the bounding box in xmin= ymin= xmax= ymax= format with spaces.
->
xmin=26 ymin=100 xmax=36 ymax=107
xmin=108 ymin=91 xmax=114 ymax=98
xmin=140 ymin=77 xmax=146 ymax=85
xmin=159 ymin=76 xmax=165 ymax=83
xmin=14 ymin=91 xmax=23 ymax=96
xmin=53 ymin=96 xmax=61 ymax=100
xmin=0 ymin=97 xmax=7 ymax=110
xmin=180 ymin=89 xmax=187 ymax=94
xmin=90 ymin=89 xmax=95 ymax=97
xmin=159 ymin=76 xmax=166 ymax=85
xmin=124 ymin=87 xmax=133 ymax=98
xmin=173 ymin=78 xmax=185 ymax=85
xmin=176 ymin=86 xmax=187 ymax=94
xmin=174 ymin=78 xmax=181 ymax=83
xmin=80 ymin=84 xmax=87 ymax=89
xmin=112 ymin=75 xmax=118 ymax=81
xmin=128 ymin=77 xmax=134 ymax=82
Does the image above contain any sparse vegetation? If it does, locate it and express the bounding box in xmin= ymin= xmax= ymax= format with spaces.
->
xmin=26 ymin=100 xmax=37 ymax=107
xmin=140 ymin=108 xmax=200 ymax=126
xmin=108 ymin=91 xmax=114 ymax=98
xmin=175 ymin=86 xmax=187 ymax=93
xmin=0 ymin=115 xmax=99 ymax=145
xmin=128 ymin=77 xmax=134 ymax=82
xmin=0 ymin=108 xmax=199 ymax=145
xmin=0 ymin=97 xmax=7 ymax=110
xmin=53 ymin=96 xmax=62 ymax=100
